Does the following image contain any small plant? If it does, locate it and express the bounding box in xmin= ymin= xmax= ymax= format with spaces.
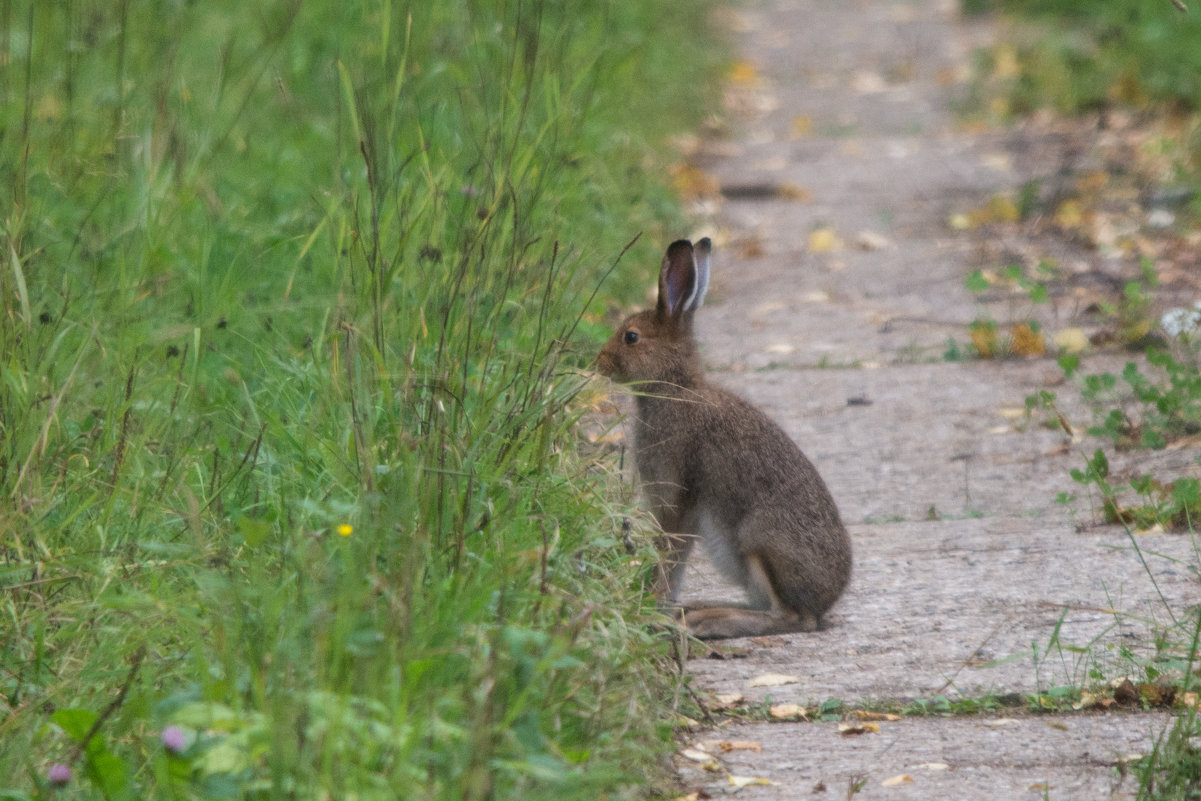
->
xmin=958 ymin=263 xmax=1054 ymax=359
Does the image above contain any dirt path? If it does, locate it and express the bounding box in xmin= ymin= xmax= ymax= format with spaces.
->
xmin=670 ymin=1 xmax=1198 ymax=798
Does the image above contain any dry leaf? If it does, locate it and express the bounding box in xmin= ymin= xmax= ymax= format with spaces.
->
xmin=729 ymin=775 xmax=777 ymax=788
xmin=838 ymin=723 xmax=879 ymax=736
xmin=669 ymin=163 xmax=721 ymax=200
xmin=777 ymin=182 xmax=812 ymax=202
xmin=670 ymin=794 xmax=700 ymax=801
xmin=881 ymin=774 xmax=913 ymax=787
xmin=855 ymin=230 xmax=891 ymax=251
xmin=680 ymin=748 xmax=715 ymax=764
xmin=765 ymin=343 xmax=796 ymax=355
xmin=807 ymin=227 xmax=842 ymax=253
xmin=1053 ymin=328 xmax=1089 ymax=354
xmin=849 ymin=710 xmax=901 ymax=721
xmin=981 ymin=718 xmax=1019 ymax=727
xmin=717 ymin=741 xmax=763 ymax=753
xmin=729 ymin=60 xmax=762 ymax=86
xmin=1011 ymin=322 xmax=1046 ymax=356
xmin=769 ymin=703 xmax=808 ymax=719
xmin=1028 ymin=783 xmax=1052 ymax=792
xmin=992 ymin=44 xmax=1021 ymax=79
xmin=789 ymin=115 xmax=813 ymax=137
xmin=711 ymin=693 xmax=746 ymax=710
xmin=997 ymin=407 xmax=1026 ymax=419
xmin=748 ymin=672 xmax=802 ymax=687
xmin=916 ymin=762 xmax=950 ymax=771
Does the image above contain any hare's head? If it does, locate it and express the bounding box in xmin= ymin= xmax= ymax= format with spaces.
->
xmin=597 ymin=238 xmax=711 ymax=386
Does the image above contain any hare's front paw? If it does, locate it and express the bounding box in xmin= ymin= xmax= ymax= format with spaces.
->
xmin=684 ymin=607 xmax=818 ymax=639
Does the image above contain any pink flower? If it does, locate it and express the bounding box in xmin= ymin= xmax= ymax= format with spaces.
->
xmin=47 ymin=763 xmax=72 ymax=787
xmin=161 ymin=725 xmax=188 ymax=754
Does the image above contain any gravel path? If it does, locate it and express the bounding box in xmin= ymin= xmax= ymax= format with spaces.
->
xmin=667 ymin=1 xmax=1199 ymax=797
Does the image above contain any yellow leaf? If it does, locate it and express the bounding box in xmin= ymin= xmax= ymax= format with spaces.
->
xmin=668 ymin=163 xmax=720 ymax=200
xmin=1053 ymin=328 xmax=1089 ymax=354
xmin=993 ymin=44 xmax=1021 ymax=79
xmin=1010 ymin=322 xmax=1045 ymax=356
xmin=882 ymin=774 xmax=913 ymax=787
xmin=986 ymin=194 xmax=1020 ymax=223
xmin=716 ymin=741 xmax=762 ymax=753
xmin=1055 ymin=199 xmax=1085 ymax=228
xmin=729 ymin=60 xmax=761 ymax=86
xmin=748 ymin=672 xmax=802 ymax=687
xmin=948 ymin=213 xmax=973 ymax=231
xmin=970 ymin=321 xmax=998 ymax=359
xmin=838 ymin=722 xmax=879 ymax=736
xmin=769 ymin=703 xmax=808 ymax=719
xmin=777 ymin=182 xmax=812 ymax=202
xmin=807 ymin=227 xmax=842 ymax=253
xmin=917 ymin=762 xmax=951 ymax=771
xmin=729 ymin=775 xmax=776 ymax=788
xmin=849 ymin=710 xmax=901 ymax=721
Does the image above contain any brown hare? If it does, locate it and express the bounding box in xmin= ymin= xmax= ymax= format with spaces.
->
xmin=596 ymin=238 xmax=851 ymax=639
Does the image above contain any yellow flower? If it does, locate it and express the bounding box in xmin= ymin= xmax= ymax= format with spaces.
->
xmin=336 ymin=524 xmax=353 ymax=537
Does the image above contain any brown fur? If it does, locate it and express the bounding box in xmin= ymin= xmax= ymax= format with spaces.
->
xmin=596 ymin=239 xmax=851 ymax=639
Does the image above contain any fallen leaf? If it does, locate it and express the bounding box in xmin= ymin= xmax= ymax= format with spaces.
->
xmin=670 ymin=794 xmax=699 ymax=801
xmin=802 ymin=291 xmax=830 ymax=303
xmin=849 ymin=710 xmax=901 ymax=721
xmin=1011 ymin=322 xmax=1046 ymax=356
xmin=769 ymin=703 xmax=808 ymax=719
xmin=789 ymin=115 xmax=813 ymax=137
xmin=881 ymin=774 xmax=912 ymax=787
xmin=997 ymin=407 xmax=1026 ymax=419
xmin=1028 ymin=783 xmax=1052 ymax=792
xmin=717 ymin=741 xmax=763 ymax=753
xmin=765 ymin=343 xmax=796 ymax=355
xmin=916 ymin=762 xmax=951 ymax=771
xmin=807 ymin=227 xmax=842 ymax=253
xmin=981 ymin=718 xmax=1020 ymax=727
xmin=711 ymin=693 xmax=746 ymax=710
xmin=777 ymin=182 xmax=812 ymax=201
xmin=669 ymin=163 xmax=721 ymax=200
xmin=729 ymin=775 xmax=776 ymax=788
xmin=680 ymin=748 xmax=715 ymax=764
xmin=1053 ymin=328 xmax=1089 ymax=353
xmin=748 ymin=672 xmax=802 ymax=687
xmin=992 ymin=44 xmax=1021 ymax=79
xmin=855 ymin=230 xmax=892 ymax=251
xmin=728 ymin=60 xmax=762 ymax=86
xmin=736 ymin=237 xmax=765 ymax=258
xmin=838 ymin=723 xmax=880 ymax=736
xmin=851 ymin=70 xmax=887 ymax=94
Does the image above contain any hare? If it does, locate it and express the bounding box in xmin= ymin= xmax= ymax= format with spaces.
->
xmin=596 ymin=238 xmax=851 ymax=639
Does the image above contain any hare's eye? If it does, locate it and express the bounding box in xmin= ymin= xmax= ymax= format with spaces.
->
xmin=623 ymin=330 xmax=640 ymax=345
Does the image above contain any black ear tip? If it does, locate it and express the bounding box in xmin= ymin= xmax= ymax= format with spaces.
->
xmin=666 ymin=239 xmax=694 ymax=256
xmin=696 ymin=237 xmax=712 ymax=252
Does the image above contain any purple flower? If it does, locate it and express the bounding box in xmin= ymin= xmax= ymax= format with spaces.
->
xmin=161 ymin=725 xmax=188 ymax=754
xmin=47 ymin=763 xmax=72 ymax=787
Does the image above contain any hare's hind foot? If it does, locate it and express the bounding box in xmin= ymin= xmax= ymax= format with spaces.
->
xmin=683 ymin=606 xmax=818 ymax=640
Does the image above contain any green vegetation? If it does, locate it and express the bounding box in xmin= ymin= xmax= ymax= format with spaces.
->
xmin=965 ymin=0 xmax=1201 ymax=115
xmin=0 ymin=1 xmax=722 ymax=797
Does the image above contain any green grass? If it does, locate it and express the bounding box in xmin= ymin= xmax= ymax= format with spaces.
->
xmin=966 ymin=0 xmax=1201 ymax=114
xmin=0 ymin=1 xmax=723 ymax=798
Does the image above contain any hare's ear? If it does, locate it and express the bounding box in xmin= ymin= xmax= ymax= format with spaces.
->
xmin=657 ymin=239 xmax=708 ymax=319
xmin=693 ymin=237 xmax=712 ymax=309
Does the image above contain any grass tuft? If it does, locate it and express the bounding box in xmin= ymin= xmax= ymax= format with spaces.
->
xmin=0 ymin=1 xmax=724 ymax=797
